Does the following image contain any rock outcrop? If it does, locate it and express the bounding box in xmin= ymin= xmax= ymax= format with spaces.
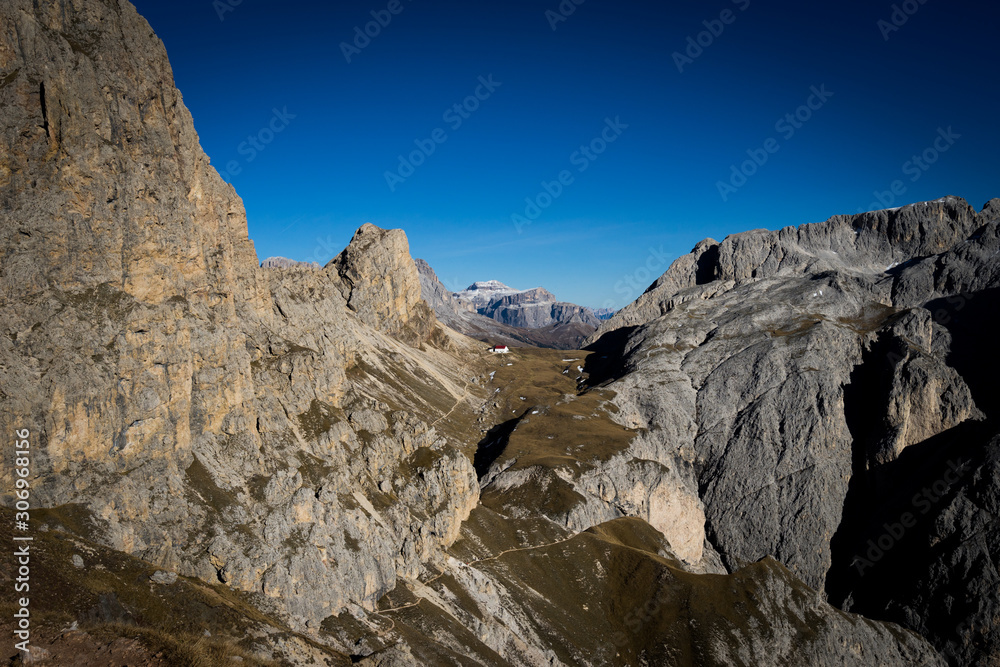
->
xmin=330 ymin=223 xmax=435 ymax=343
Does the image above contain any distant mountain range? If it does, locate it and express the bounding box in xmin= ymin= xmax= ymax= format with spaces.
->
xmin=590 ymin=306 xmax=616 ymax=320
xmin=262 ymin=260 xmax=607 ymax=346
xmin=451 ymin=280 xmax=600 ymax=329
xmin=415 ymin=262 xmax=599 ymax=349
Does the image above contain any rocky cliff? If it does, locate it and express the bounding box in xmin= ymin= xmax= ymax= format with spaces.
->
xmin=330 ymin=223 xmax=436 ymax=343
xmin=577 ymin=196 xmax=1000 ymax=665
xmin=478 ymin=288 xmax=598 ymax=329
xmin=0 ymin=0 xmax=478 ymax=636
xmin=0 ymin=1 xmax=991 ymax=665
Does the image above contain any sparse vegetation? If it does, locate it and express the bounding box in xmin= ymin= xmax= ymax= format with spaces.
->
xmin=473 ymin=347 xmax=635 ymax=480
xmin=85 ymin=623 xmax=280 ymax=667
xmin=185 ymin=455 xmax=236 ymax=511
xmin=296 ymin=451 xmax=335 ymax=487
xmin=296 ymin=398 xmax=341 ymax=440
xmin=0 ymin=508 xmax=351 ymax=666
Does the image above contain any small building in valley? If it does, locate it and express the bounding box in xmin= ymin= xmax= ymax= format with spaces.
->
xmin=490 ymin=345 xmax=510 ymax=354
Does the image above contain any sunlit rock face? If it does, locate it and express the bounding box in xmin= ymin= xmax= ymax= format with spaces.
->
xmin=0 ymin=0 xmax=477 ymax=629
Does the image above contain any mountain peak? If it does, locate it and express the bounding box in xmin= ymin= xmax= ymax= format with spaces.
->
xmin=465 ymin=280 xmax=518 ymax=292
xmin=329 ymin=224 xmax=434 ymax=342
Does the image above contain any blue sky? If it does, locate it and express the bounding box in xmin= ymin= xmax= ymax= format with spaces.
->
xmin=132 ymin=0 xmax=999 ymax=309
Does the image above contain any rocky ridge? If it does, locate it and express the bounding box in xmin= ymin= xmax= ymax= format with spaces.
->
xmin=573 ymin=195 xmax=1000 ymax=665
xmin=0 ymin=1 xmax=993 ymax=665
xmin=591 ymin=306 xmax=616 ymax=320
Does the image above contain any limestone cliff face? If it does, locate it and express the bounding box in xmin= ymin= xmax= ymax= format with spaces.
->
xmin=1 ymin=0 xmax=268 ymax=563
xmin=450 ymin=279 xmax=600 ymax=330
xmin=0 ymin=0 xmax=477 ymax=630
xmin=480 ymin=290 xmax=600 ymax=329
xmin=577 ymin=196 xmax=1000 ymax=664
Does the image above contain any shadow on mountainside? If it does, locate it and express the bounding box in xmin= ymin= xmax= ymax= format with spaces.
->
xmin=826 ymin=288 xmax=1000 ymax=665
xmin=695 ymin=243 xmax=720 ymax=284
xmin=825 ymin=419 xmax=997 ymax=664
xmin=581 ymin=325 xmax=638 ymax=388
xmin=926 ymin=287 xmax=1000 ymax=418
xmin=474 ymin=413 xmax=527 ymax=479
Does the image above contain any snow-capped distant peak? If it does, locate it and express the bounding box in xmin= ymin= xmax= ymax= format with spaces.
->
xmin=453 ymin=280 xmax=522 ymax=302
xmin=464 ymin=280 xmax=517 ymax=292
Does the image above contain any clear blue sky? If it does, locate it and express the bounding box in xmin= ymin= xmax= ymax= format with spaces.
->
xmin=132 ymin=0 xmax=999 ymax=309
